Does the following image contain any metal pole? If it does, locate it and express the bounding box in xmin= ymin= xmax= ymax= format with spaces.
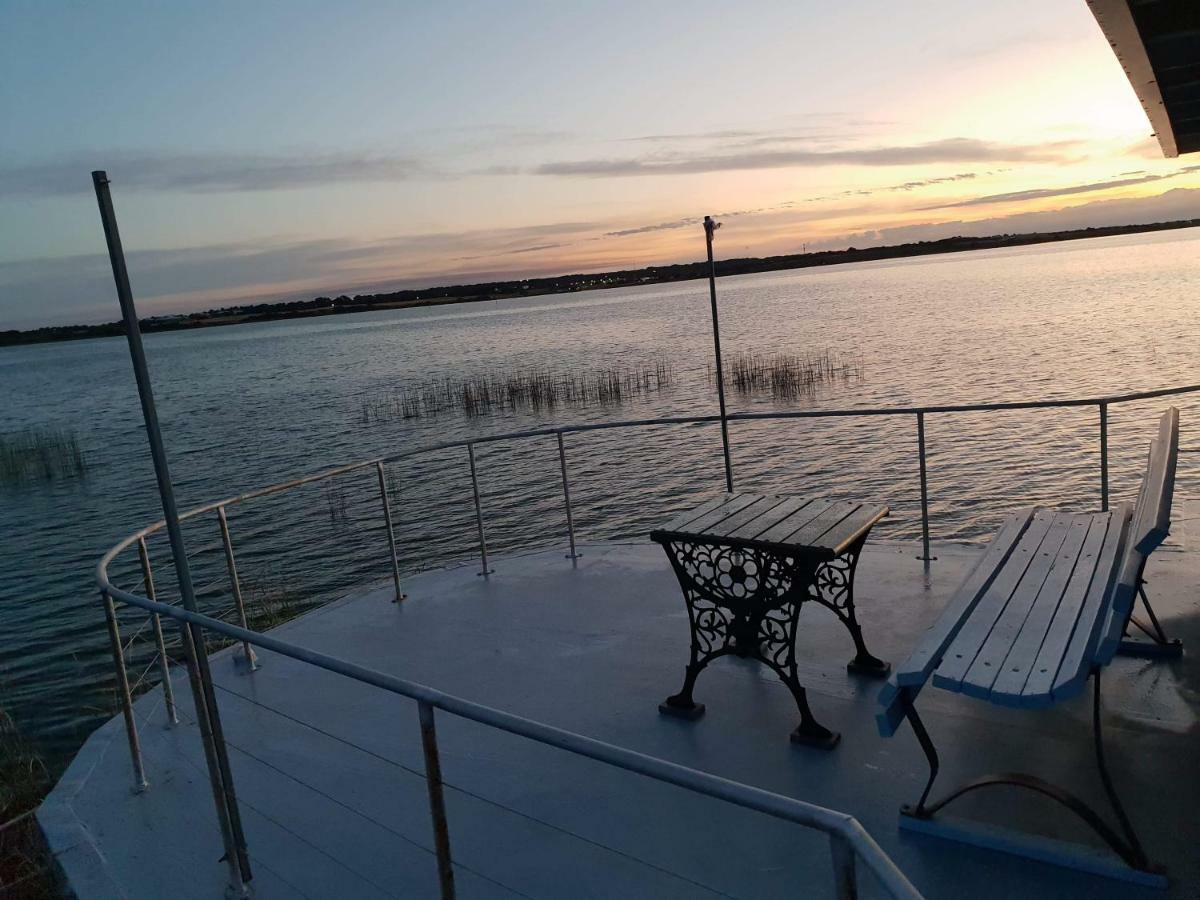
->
xmin=376 ymin=463 xmax=406 ymax=602
xmin=217 ymin=506 xmax=259 ymax=671
xmin=467 ymin=443 xmax=492 ymax=577
xmin=173 ymin=620 xmax=248 ymax=895
xmin=916 ymin=412 xmax=934 ymax=562
xmin=829 ymin=831 xmax=858 ymax=900
xmin=101 ymin=590 xmax=149 ymax=792
xmin=92 ymin=171 xmax=252 ymax=891
xmin=557 ymin=433 xmax=580 ymax=562
xmin=418 ymin=701 xmax=456 ymax=900
xmin=137 ymin=538 xmax=178 ymax=726
xmin=704 ymin=215 xmax=734 ymax=493
xmin=1099 ymin=402 xmax=1109 ymax=512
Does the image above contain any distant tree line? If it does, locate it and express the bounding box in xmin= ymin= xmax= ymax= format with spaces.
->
xmin=4 ymin=218 xmax=1198 ymax=348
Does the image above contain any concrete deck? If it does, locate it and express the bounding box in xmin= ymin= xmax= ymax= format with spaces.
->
xmin=42 ymin=503 xmax=1200 ymax=899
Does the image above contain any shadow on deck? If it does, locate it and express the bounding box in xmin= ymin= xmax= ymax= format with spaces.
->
xmin=40 ymin=505 xmax=1200 ymax=899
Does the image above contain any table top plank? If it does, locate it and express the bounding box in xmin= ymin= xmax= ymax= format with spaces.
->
xmin=810 ymin=504 xmax=889 ymax=555
xmin=959 ymin=511 xmax=1081 ymax=700
xmin=932 ymin=509 xmax=1057 ymax=692
xmin=655 ymin=493 xmax=740 ymax=534
xmin=651 ymin=492 xmax=889 ymax=556
xmin=754 ymin=497 xmax=838 ymax=545
xmin=783 ymin=500 xmax=863 ymax=546
xmin=668 ymin=493 xmax=764 ymax=536
xmin=736 ymin=496 xmax=817 ymax=541
xmin=706 ymin=495 xmax=790 ymax=539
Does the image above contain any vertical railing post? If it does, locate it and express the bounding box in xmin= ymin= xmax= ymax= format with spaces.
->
xmin=467 ymin=443 xmax=493 ymax=577
xmin=137 ymin=537 xmax=178 ymax=726
xmin=916 ymin=412 xmax=934 ymax=562
xmin=557 ymin=433 xmax=580 ymax=562
xmin=217 ymin=506 xmax=259 ymax=671
xmin=94 ymin=170 xmax=252 ymax=893
xmin=101 ymin=590 xmax=149 ymax=792
xmin=1099 ymin=401 xmax=1110 ymax=512
xmin=418 ymin=701 xmax=456 ymax=899
xmin=829 ymin=831 xmax=858 ymax=900
xmin=376 ymin=463 xmax=406 ymax=602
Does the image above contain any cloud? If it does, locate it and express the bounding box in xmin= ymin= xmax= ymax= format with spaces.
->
xmin=918 ymin=167 xmax=1200 ymax=209
xmin=0 ymin=152 xmax=433 ymax=197
xmin=533 ymin=138 xmax=1081 ymax=178
xmin=816 ymin=187 xmax=1200 ymax=250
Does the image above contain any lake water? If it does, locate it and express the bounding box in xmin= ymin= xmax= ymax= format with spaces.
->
xmin=3 ymin=227 xmax=1199 ymax=771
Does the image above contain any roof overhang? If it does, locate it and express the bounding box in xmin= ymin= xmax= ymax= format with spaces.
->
xmin=1087 ymin=0 xmax=1200 ymax=157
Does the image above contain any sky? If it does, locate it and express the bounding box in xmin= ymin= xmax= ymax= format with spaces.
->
xmin=2 ymin=0 xmax=1199 ymax=328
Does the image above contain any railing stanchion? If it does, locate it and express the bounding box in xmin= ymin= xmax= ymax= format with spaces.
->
xmin=1099 ymin=401 xmax=1110 ymax=512
xmin=557 ymin=432 xmax=580 ymax=562
xmin=418 ymin=701 xmax=456 ymax=899
xmin=468 ymin=443 xmax=493 ymax=577
xmin=376 ymin=462 xmax=406 ymax=602
xmin=916 ymin=412 xmax=934 ymax=562
xmin=101 ymin=589 xmax=149 ymax=792
xmin=217 ymin=506 xmax=259 ymax=671
xmin=137 ymin=537 xmax=177 ymax=725
xmin=829 ymin=831 xmax=858 ymax=900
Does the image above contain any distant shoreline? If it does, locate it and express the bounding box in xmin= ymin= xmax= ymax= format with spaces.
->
xmin=4 ymin=218 xmax=1199 ymax=348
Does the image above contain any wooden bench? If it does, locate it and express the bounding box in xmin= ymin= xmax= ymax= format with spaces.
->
xmin=877 ymin=407 xmax=1180 ymax=887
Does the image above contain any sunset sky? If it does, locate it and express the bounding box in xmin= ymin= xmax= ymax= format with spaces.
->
xmin=2 ymin=0 xmax=1199 ymax=327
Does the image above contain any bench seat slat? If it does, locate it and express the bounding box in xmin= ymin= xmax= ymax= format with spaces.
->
xmin=1049 ymin=505 xmax=1131 ymax=701
xmin=933 ymin=510 xmax=1057 ymax=692
xmin=1018 ymin=505 xmax=1125 ymax=701
xmin=891 ymin=508 xmax=1035 ymax=690
xmin=960 ymin=512 xmax=1084 ymax=700
xmin=987 ymin=513 xmax=1104 ymax=706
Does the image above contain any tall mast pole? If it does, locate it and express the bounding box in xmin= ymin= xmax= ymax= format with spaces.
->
xmin=92 ymin=171 xmax=253 ymax=893
xmin=705 ymin=215 xmax=734 ymax=492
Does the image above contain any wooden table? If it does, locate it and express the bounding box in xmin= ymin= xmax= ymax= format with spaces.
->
xmin=650 ymin=493 xmax=890 ymax=749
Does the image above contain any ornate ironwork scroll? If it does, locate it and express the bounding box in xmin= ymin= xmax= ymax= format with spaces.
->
xmin=655 ymin=534 xmax=888 ymax=749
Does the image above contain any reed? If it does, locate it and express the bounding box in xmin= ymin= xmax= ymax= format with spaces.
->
xmin=358 ymin=359 xmax=674 ymax=424
xmin=712 ymin=349 xmax=863 ymax=400
xmin=0 ymin=704 xmax=56 ymax=898
xmin=0 ymin=428 xmax=87 ymax=486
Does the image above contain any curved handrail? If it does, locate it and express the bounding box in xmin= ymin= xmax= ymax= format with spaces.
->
xmin=91 ymin=381 xmax=1200 ymax=898
xmin=106 ymin=582 xmax=922 ymax=898
xmin=96 ymin=380 xmax=1200 ymax=590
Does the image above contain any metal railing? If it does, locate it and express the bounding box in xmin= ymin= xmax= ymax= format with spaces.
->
xmin=94 ymin=381 xmax=1199 ymax=898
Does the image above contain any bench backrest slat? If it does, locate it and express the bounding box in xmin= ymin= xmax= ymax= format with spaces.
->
xmin=1095 ymin=407 xmax=1179 ymax=664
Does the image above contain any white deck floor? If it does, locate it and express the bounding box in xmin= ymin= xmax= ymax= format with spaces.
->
xmin=41 ymin=503 xmax=1200 ymax=899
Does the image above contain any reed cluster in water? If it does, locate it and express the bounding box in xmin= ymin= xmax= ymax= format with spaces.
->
xmin=360 ymin=361 xmax=673 ymax=423
xmin=713 ymin=349 xmax=863 ymax=401
xmin=0 ymin=428 xmax=87 ymax=486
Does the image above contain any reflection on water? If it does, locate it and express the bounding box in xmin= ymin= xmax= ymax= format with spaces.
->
xmin=1 ymin=227 xmax=1198 ymax=768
